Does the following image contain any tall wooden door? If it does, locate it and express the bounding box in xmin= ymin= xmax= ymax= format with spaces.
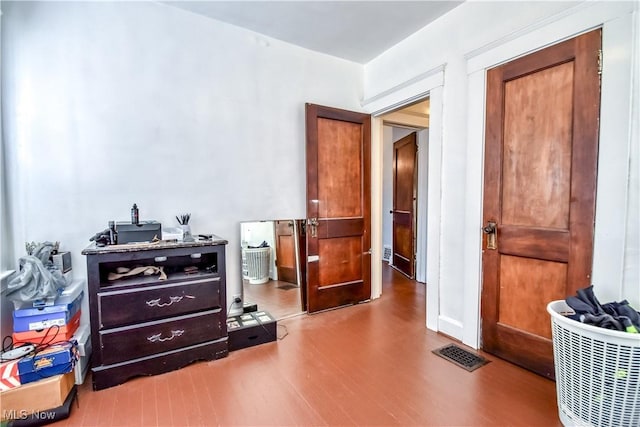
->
xmin=275 ymin=220 xmax=298 ymax=285
xmin=305 ymin=103 xmax=371 ymax=313
xmin=481 ymin=30 xmax=601 ymax=379
xmin=392 ymin=133 xmax=417 ymax=278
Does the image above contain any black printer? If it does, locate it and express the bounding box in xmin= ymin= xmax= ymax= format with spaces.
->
xmin=115 ymin=221 xmax=161 ymax=244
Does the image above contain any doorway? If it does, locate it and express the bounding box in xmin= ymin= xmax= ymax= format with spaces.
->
xmin=380 ymin=99 xmax=429 ymax=284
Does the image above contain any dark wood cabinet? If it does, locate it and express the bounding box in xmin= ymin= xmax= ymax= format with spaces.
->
xmin=82 ymin=238 xmax=229 ymax=390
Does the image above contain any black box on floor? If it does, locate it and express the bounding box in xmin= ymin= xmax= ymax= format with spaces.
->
xmin=242 ymin=302 xmax=258 ymax=313
xmin=227 ymin=311 xmax=277 ymax=351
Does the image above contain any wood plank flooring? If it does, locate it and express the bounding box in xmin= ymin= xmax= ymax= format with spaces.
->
xmin=242 ymin=279 xmax=303 ymax=320
xmin=59 ymin=264 xmax=561 ymax=426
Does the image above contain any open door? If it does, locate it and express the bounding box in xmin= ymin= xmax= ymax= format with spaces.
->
xmin=274 ymin=220 xmax=298 ymax=285
xmin=391 ymin=132 xmax=417 ymax=278
xmin=305 ymin=104 xmax=371 ymax=313
xmin=481 ymin=29 xmax=601 ymax=378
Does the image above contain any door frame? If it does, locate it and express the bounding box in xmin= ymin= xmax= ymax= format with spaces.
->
xmin=363 ymin=1 xmax=634 ymax=349
xmin=364 ymin=68 xmax=444 ymax=332
xmin=464 ymin=6 xmax=634 ymax=348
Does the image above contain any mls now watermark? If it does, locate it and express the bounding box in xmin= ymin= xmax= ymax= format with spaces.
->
xmin=3 ymin=409 xmax=57 ymax=421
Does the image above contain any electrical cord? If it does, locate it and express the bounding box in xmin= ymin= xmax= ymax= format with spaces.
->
xmin=276 ymin=324 xmax=289 ymax=340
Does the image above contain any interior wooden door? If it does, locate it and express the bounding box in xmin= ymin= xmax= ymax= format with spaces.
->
xmin=305 ymin=103 xmax=371 ymax=313
xmin=481 ymin=29 xmax=601 ymax=379
xmin=275 ymin=220 xmax=298 ymax=285
xmin=392 ymin=132 xmax=417 ymax=278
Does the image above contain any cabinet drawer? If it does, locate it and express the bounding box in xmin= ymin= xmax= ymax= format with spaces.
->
xmin=98 ymin=277 xmax=221 ymax=328
xmin=99 ymin=310 xmax=224 ymax=365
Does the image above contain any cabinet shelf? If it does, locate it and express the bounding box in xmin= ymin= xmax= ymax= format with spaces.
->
xmin=99 ymin=269 xmax=219 ymax=290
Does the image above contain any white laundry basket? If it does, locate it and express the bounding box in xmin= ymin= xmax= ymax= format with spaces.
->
xmin=242 ymin=247 xmax=270 ymax=284
xmin=547 ymin=300 xmax=640 ymax=427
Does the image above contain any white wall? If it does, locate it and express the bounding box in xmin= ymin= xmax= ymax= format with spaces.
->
xmin=365 ymin=1 xmax=640 ymax=344
xmin=1 ymin=1 xmax=363 ymax=321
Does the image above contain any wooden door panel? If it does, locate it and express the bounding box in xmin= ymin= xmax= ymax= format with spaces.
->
xmin=318 ymin=118 xmax=362 ymax=218
xmin=499 ymin=226 xmax=569 ymax=262
xmin=318 ymin=238 xmax=363 ymax=286
xmin=275 ymin=220 xmax=297 ymax=285
xmin=481 ymin=29 xmax=601 ymax=379
xmin=396 ymin=144 xmax=415 ymax=210
xmin=498 ymin=255 xmax=567 ymax=339
xmin=502 ymin=62 xmax=573 ymax=229
xmin=277 ymin=236 xmax=294 ymax=269
xmin=306 ymin=104 xmax=371 ymax=313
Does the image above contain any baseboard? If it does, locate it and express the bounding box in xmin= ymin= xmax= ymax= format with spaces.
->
xmin=438 ymin=315 xmax=463 ymax=341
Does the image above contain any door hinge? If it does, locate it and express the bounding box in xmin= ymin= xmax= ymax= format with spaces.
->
xmin=597 ymin=49 xmax=603 ymax=75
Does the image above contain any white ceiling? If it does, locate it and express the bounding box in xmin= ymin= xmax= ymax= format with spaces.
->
xmin=162 ymin=1 xmax=464 ymax=64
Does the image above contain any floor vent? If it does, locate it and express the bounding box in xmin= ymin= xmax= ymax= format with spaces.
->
xmin=382 ymin=245 xmax=391 ymax=261
xmin=432 ymin=344 xmax=489 ymax=372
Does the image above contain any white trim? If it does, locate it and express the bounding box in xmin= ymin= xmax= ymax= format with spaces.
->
xmin=415 ymin=128 xmax=429 ymax=284
xmin=465 ymin=4 xmax=636 ymax=349
xmin=464 ymin=1 xmax=595 ymax=65
xmin=462 ymin=71 xmax=487 ymax=349
xmin=591 ymin=12 xmax=634 ymax=302
xmin=437 ymin=315 xmax=463 ymax=340
xmin=362 ymin=65 xmax=445 ymax=116
xmin=466 ymin=1 xmax=633 ymax=75
xmin=425 ymin=85 xmax=443 ymax=331
xmin=370 ymin=117 xmax=384 ymax=300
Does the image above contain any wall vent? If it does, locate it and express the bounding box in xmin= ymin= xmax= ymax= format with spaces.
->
xmin=383 ymin=245 xmax=391 ymax=262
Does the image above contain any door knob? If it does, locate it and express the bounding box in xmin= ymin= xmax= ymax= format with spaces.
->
xmin=483 ymin=222 xmax=496 ymax=234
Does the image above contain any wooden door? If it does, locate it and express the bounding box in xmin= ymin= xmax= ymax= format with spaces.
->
xmin=305 ymin=104 xmax=371 ymax=313
xmin=392 ymin=132 xmax=417 ymax=278
xmin=275 ymin=220 xmax=298 ymax=285
xmin=481 ymin=30 xmax=601 ymax=379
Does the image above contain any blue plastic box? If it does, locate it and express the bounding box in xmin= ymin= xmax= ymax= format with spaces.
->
xmin=17 ymin=341 xmax=77 ymax=384
xmin=12 ymin=289 xmax=83 ymax=332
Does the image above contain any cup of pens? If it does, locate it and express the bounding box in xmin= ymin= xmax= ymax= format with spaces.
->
xmin=176 ymin=213 xmax=194 ymax=242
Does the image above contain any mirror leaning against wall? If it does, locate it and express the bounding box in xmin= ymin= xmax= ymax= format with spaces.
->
xmin=240 ymin=220 xmax=306 ymax=319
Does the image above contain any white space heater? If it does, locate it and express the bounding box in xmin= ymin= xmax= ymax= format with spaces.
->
xmin=242 ymin=247 xmax=270 ymax=284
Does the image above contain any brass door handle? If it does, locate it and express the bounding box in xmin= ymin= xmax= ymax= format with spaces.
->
xmin=308 ymin=218 xmax=319 ymax=238
xmin=483 ymin=221 xmax=497 ymax=250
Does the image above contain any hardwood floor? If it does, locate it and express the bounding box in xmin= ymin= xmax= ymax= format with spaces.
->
xmin=59 ymin=264 xmax=561 ymax=426
xmin=242 ymin=279 xmax=303 ymax=320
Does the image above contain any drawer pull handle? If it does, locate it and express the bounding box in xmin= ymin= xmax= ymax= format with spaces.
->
xmin=146 ymin=295 xmax=195 ymax=308
xmin=154 ymin=256 xmax=167 ymax=262
xmin=190 ymin=253 xmax=202 ymax=259
xmin=147 ymin=329 xmax=185 ymax=343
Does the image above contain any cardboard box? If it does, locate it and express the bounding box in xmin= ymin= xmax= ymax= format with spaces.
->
xmin=17 ymin=342 xmax=77 ymax=385
xmin=12 ymin=284 xmax=83 ymax=332
xmin=0 ymin=372 xmax=75 ymax=421
xmin=12 ymin=310 xmax=81 ymax=346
